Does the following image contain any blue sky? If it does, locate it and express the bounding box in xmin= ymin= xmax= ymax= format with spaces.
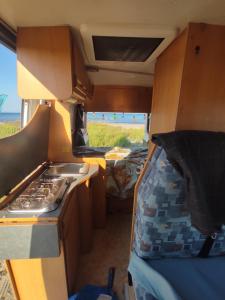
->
xmin=0 ymin=43 xmax=21 ymax=112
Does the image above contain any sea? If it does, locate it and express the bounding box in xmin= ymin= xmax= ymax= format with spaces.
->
xmin=0 ymin=112 xmax=146 ymax=124
xmin=0 ymin=112 xmax=21 ymax=123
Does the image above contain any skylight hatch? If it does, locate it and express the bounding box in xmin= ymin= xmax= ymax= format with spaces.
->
xmin=92 ymin=36 xmax=164 ymax=62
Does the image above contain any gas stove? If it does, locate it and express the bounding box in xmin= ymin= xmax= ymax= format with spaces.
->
xmin=7 ymin=175 xmax=69 ymax=214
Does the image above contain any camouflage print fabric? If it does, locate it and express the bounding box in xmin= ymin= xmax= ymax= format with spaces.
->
xmin=133 ymin=147 xmax=225 ymax=259
xmin=106 ymin=147 xmax=148 ymax=200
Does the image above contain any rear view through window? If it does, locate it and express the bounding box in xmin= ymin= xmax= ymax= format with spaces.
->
xmin=87 ymin=112 xmax=149 ymax=148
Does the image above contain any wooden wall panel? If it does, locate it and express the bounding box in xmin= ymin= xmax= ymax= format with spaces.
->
xmin=150 ymin=23 xmax=225 ymax=137
xmin=0 ymin=105 xmax=50 ymax=198
xmin=91 ymin=163 xmax=107 ymax=228
xmin=60 ymin=189 xmax=80 ymax=295
xmin=86 ymin=85 xmax=152 ymax=113
xmin=9 ymin=247 xmax=68 ymax=300
xmin=177 ymin=23 xmax=225 ymax=131
xmin=150 ymin=30 xmax=188 ymax=136
xmin=72 ymin=42 xmax=92 ymax=98
xmin=48 ymin=101 xmax=73 ymax=162
xmin=77 ymin=180 xmax=93 ymax=253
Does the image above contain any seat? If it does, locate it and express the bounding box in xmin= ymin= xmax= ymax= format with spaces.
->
xmin=129 ymin=146 xmax=225 ymax=300
xmin=129 ymin=251 xmax=225 ymax=300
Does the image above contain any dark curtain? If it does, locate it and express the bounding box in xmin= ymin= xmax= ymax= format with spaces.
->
xmin=71 ymin=104 xmax=110 ymax=157
xmin=72 ymin=104 xmax=89 ymax=154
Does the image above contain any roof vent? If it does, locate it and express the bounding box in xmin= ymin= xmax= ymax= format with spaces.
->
xmin=80 ymin=24 xmax=177 ymax=70
xmin=92 ymin=36 xmax=164 ymax=62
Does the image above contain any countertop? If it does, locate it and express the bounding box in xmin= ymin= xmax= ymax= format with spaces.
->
xmin=0 ymin=163 xmax=99 ymax=222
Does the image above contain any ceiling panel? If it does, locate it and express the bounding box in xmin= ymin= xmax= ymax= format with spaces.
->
xmin=1 ymin=0 xmax=225 ymax=86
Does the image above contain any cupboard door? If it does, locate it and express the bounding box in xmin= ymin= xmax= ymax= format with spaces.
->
xmin=61 ymin=190 xmax=80 ymax=295
xmin=77 ymin=180 xmax=93 ymax=254
xmin=17 ymin=26 xmax=73 ymax=100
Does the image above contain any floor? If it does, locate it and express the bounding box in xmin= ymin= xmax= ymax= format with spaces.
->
xmin=76 ymin=212 xmax=132 ymax=299
xmin=0 ymin=261 xmax=14 ymax=300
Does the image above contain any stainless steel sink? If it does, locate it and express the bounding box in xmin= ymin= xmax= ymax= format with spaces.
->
xmin=44 ymin=163 xmax=89 ymax=178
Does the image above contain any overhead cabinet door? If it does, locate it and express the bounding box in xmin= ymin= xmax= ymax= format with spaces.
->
xmin=17 ymin=26 xmax=92 ymax=100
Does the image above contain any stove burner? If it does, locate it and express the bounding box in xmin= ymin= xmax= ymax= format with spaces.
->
xmin=22 ymin=200 xmax=31 ymax=208
xmin=7 ymin=175 xmax=68 ymax=214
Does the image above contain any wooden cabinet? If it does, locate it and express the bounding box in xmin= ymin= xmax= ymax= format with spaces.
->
xmin=8 ymin=190 xmax=80 ymax=300
xmin=9 ymin=249 xmax=68 ymax=300
xmin=17 ymin=26 xmax=92 ymax=101
xmin=150 ymin=23 xmax=225 ymax=137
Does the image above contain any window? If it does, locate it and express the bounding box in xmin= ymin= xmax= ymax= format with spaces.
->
xmin=0 ymin=43 xmax=21 ymax=139
xmin=87 ymin=112 xmax=149 ymax=148
xmin=72 ymin=107 xmax=150 ymax=157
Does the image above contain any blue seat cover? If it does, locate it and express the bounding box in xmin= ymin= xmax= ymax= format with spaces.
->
xmin=129 ymin=251 xmax=225 ymax=300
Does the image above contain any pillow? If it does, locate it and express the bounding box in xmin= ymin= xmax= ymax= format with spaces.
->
xmin=133 ymin=147 xmax=225 ymax=259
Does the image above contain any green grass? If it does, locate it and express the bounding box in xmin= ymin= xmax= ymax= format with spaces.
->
xmin=0 ymin=121 xmax=145 ymax=148
xmin=0 ymin=121 xmax=20 ymax=139
xmin=87 ymin=123 xmax=145 ymax=147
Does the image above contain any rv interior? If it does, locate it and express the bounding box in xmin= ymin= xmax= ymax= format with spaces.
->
xmin=0 ymin=1 xmax=225 ymax=299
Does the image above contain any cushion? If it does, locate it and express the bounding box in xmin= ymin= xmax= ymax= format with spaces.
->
xmin=133 ymin=147 xmax=225 ymax=259
xmin=129 ymin=251 xmax=225 ymax=300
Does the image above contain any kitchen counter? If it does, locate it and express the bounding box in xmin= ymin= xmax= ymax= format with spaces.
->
xmin=0 ymin=162 xmax=98 ymax=260
xmin=0 ymin=163 xmax=98 ymax=221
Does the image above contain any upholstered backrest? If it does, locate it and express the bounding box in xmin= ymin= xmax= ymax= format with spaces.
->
xmin=133 ymin=147 xmax=225 ymax=259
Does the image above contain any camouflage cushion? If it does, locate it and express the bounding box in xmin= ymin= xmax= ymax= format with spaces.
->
xmin=133 ymin=147 xmax=225 ymax=259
